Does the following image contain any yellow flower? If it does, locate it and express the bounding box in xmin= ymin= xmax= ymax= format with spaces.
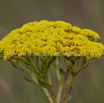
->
xmin=0 ymin=20 xmax=104 ymax=60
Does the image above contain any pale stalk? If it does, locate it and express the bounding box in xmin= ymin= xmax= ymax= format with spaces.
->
xmin=57 ymin=82 xmax=63 ymax=103
xmin=49 ymin=88 xmax=57 ymax=103
xmin=40 ymin=87 xmax=53 ymax=103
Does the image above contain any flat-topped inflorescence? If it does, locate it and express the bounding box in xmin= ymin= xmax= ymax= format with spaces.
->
xmin=0 ymin=20 xmax=104 ymax=60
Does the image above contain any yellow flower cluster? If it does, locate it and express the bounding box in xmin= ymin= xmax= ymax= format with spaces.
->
xmin=0 ymin=20 xmax=104 ymax=60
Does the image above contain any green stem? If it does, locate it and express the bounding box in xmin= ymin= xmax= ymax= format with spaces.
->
xmin=40 ymin=59 xmax=57 ymax=103
xmin=34 ymin=56 xmax=38 ymax=67
xmin=61 ymin=73 xmax=75 ymax=103
xmin=40 ymin=87 xmax=53 ymax=103
xmin=75 ymin=57 xmax=86 ymax=75
xmin=57 ymin=82 xmax=63 ymax=103
xmin=45 ymin=70 xmax=57 ymax=103
xmin=27 ymin=56 xmax=34 ymax=64
xmin=14 ymin=57 xmax=31 ymax=65
xmin=11 ymin=58 xmax=53 ymax=103
xmin=54 ymin=56 xmax=61 ymax=82
xmin=49 ymin=88 xmax=57 ymax=103
xmin=47 ymin=70 xmax=52 ymax=85
xmin=30 ymin=72 xmax=53 ymax=103
xmin=31 ymin=63 xmax=44 ymax=78
xmin=14 ymin=57 xmax=43 ymax=78
xmin=29 ymin=72 xmax=39 ymax=85
xmin=17 ymin=62 xmax=29 ymax=73
xmin=68 ymin=73 xmax=75 ymax=86
xmin=63 ymin=57 xmax=68 ymax=68
xmin=14 ymin=60 xmax=52 ymax=103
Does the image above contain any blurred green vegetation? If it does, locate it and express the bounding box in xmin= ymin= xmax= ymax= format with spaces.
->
xmin=0 ymin=0 xmax=104 ymax=103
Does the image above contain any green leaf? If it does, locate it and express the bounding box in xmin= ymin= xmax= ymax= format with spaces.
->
xmin=37 ymin=65 xmax=40 ymax=71
xmin=74 ymin=57 xmax=80 ymax=70
xmin=40 ymin=57 xmax=48 ymax=75
xmin=26 ymin=56 xmax=32 ymax=62
xmin=40 ymin=57 xmax=44 ymax=63
xmin=43 ymin=64 xmax=48 ymax=76
xmin=59 ymin=68 xmax=65 ymax=76
xmin=82 ymin=57 xmax=87 ymax=63
xmin=11 ymin=62 xmax=24 ymax=71
xmin=47 ymin=56 xmax=56 ymax=69
xmin=37 ymin=65 xmax=44 ymax=74
xmin=31 ymin=55 xmax=35 ymax=61
xmin=64 ymin=56 xmax=71 ymax=61
xmin=41 ymin=65 xmax=43 ymax=74
xmin=37 ymin=79 xmax=52 ymax=89
xmin=35 ymin=56 xmax=39 ymax=67
xmin=11 ymin=62 xmax=17 ymax=68
xmin=26 ymin=65 xmax=34 ymax=72
xmin=24 ymin=76 xmax=38 ymax=85
xmin=58 ymin=56 xmax=61 ymax=62
xmin=20 ymin=59 xmax=30 ymax=65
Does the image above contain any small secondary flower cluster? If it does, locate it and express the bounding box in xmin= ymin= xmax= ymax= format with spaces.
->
xmin=0 ymin=20 xmax=104 ymax=60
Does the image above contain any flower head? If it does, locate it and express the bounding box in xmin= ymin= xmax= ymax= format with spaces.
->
xmin=0 ymin=20 xmax=104 ymax=60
